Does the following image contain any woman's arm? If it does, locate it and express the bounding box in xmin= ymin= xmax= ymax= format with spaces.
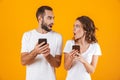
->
xmin=76 ymin=55 xmax=99 ymax=73
xmin=64 ymin=50 xmax=77 ymax=70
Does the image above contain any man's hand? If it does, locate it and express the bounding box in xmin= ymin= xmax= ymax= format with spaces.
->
xmin=34 ymin=42 xmax=50 ymax=55
xmin=21 ymin=42 xmax=50 ymax=65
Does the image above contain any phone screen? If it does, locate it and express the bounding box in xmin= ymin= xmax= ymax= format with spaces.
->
xmin=38 ymin=38 xmax=47 ymax=46
xmin=72 ymin=45 xmax=80 ymax=53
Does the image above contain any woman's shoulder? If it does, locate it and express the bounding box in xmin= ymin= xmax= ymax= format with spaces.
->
xmin=90 ymin=42 xmax=101 ymax=52
xmin=66 ymin=40 xmax=75 ymax=44
xmin=91 ymin=42 xmax=100 ymax=47
xmin=90 ymin=42 xmax=102 ymax=55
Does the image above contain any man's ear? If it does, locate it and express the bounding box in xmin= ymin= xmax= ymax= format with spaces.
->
xmin=38 ymin=15 xmax=42 ymax=23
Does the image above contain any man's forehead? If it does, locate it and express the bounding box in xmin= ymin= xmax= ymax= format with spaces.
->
xmin=44 ymin=10 xmax=54 ymax=17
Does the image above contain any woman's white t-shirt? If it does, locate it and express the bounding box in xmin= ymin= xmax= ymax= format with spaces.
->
xmin=63 ymin=40 xmax=101 ymax=80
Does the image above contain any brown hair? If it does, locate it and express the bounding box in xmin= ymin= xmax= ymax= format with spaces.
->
xmin=75 ymin=16 xmax=98 ymax=43
xmin=36 ymin=6 xmax=53 ymax=21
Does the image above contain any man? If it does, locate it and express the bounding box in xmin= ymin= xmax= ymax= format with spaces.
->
xmin=21 ymin=6 xmax=62 ymax=80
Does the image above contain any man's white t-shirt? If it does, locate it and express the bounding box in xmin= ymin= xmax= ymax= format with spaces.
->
xmin=63 ymin=40 xmax=101 ymax=80
xmin=21 ymin=29 xmax=62 ymax=80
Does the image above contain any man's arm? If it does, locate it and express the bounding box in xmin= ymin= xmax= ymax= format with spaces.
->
xmin=21 ymin=42 xmax=49 ymax=65
xmin=45 ymin=54 xmax=61 ymax=68
xmin=21 ymin=50 xmax=38 ymax=65
xmin=44 ymin=35 xmax=62 ymax=68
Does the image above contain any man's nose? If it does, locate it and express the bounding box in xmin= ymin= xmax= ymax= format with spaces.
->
xmin=51 ymin=18 xmax=54 ymax=24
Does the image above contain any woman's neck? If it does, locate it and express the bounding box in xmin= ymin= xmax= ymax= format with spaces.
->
xmin=75 ymin=38 xmax=90 ymax=54
xmin=76 ymin=39 xmax=88 ymax=47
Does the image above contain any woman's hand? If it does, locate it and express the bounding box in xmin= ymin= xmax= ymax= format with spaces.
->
xmin=64 ymin=49 xmax=78 ymax=70
xmin=74 ymin=54 xmax=86 ymax=63
xmin=69 ymin=49 xmax=78 ymax=59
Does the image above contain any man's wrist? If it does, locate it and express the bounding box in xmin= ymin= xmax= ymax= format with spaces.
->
xmin=30 ymin=49 xmax=38 ymax=57
xmin=45 ymin=54 xmax=51 ymax=60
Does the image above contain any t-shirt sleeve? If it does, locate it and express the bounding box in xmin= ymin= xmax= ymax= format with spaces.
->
xmin=63 ymin=40 xmax=72 ymax=54
xmin=21 ymin=32 xmax=30 ymax=53
xmin=93 ymin=43 xmax=102 ymax=56
xmin=55 ymin=34 xmax=63 ymax=55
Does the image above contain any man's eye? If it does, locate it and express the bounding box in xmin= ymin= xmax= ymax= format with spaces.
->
xmin=48 ymin=17 xmax=52 ymax=19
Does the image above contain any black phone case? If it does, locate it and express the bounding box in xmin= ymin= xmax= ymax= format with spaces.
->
xmin=72 ymin=45 xmax=80 ymax=53
xmin=38 ymin=38 xmax=47 ymax=46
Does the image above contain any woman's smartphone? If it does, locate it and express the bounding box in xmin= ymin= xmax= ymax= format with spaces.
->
xmin=72 ymin=45 xmax=80 ymax=53
xmin=38 ymin=38 xmax=47 ymax=46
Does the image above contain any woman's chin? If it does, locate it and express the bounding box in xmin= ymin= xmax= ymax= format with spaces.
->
xmin=74 ymin=38 xmax=78 ymax=40
xmin=74 ymin=37 xmax=81 ymax=41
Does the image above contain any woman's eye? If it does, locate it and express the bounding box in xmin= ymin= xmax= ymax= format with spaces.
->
xmin=75 ymin=25 xmax=80 ymax=28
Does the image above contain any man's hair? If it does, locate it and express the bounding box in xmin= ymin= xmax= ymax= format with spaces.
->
xmin=36 ymin=6 xmax=53 ymax=20
xmin=75 ymin=16 xmax=98 ymax=43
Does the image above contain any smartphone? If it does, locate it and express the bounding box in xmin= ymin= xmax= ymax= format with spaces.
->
xmin=72 ymin=45 xmax=80 ymax=53
xmin=38 ymin=38 xmax=47 ymax=46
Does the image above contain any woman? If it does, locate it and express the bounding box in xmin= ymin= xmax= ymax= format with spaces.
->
xmin=63 ymin=16 xmax=101 ymax=80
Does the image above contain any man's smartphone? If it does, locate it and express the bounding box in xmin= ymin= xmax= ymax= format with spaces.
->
xmin=38 ymin=38 xmax=47 ymax=46
xmin=72 ymin=45 xmax=80 ymax=53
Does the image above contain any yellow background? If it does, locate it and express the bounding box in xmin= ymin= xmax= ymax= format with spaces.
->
xmin=0 ymin=0 xmax=120 ymax=80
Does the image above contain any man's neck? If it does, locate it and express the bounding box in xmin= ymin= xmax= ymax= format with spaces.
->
xmin=36 ymin=26 xmax=48 ymax=34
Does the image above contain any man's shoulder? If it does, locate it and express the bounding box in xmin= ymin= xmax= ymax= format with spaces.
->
xmin=24 ymin=29 xmax=35 ymax=34
xmin=23 ymin=29 xmax=35 ymax=35
xmin=22 ymin=29 xmax=35 ymax=39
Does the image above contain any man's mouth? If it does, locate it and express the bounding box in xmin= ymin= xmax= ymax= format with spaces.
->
xmin=48 ymin=25 xmax=52 ymax=28
xmin=74 ymin=33 xmax=76 ymax=36
xmin=49 ymin=25 xmax=52 ymax=28
xmin=48 ymin=24 xmax=53 ymax=28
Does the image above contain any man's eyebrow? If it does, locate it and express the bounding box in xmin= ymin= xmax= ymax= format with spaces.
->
xmin=48 ymin=16 xmax=55 ymax=18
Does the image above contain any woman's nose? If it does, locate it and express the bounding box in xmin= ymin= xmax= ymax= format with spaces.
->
xmin=73 ymin=27 xmax=76 ymax=33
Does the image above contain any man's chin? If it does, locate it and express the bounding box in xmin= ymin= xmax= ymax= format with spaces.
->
xmin=48 ymin=29 xmax=52 ymax=32
xmin=47 ymin=26 xmax=52 ymax=31
xmin=45 ymin=28 xmax=52 ymax=32
xmin=41 ymin=26 xmax=51 ymax=32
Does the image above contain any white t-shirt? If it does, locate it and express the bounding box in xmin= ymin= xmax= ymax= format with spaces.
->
xmin=63 ymin=40 xmax=101 ymax=80
xmin=21 ymin=29 xmax=62 ymax=80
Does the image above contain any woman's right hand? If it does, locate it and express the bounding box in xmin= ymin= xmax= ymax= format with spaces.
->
xmin=64 ymin=50 xmax=78 ymax=70
xmin=69 ymin=49 xmax=78 ymax=59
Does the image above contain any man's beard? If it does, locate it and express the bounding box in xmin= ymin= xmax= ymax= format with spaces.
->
xmin=41 ymin=22 xmax=52 ymax=32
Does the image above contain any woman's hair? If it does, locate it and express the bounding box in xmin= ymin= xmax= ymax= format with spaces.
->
xmin=75 ymin=16 xmax=98 ymax=43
